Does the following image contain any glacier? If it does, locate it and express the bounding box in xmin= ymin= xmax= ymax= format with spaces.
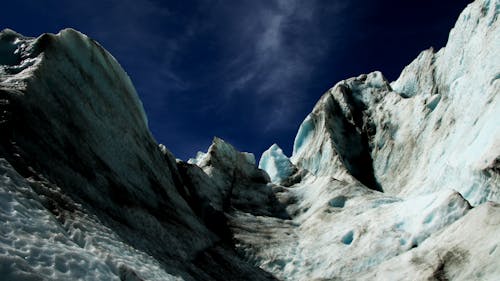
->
xmin=0 ymin=0 xmax=499 ymax=280
xmin=258 ymin=144 xmax=296 ymax=185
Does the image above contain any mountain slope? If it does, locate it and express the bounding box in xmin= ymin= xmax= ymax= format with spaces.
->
xmin=0 ymin=28 xmax=274 ymax=280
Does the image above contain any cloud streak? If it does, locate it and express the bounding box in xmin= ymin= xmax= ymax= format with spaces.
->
xmin=221 ymin=0 xmax=348 ymax=130
xmin=55 ymin=0 xmax=350 ymax=131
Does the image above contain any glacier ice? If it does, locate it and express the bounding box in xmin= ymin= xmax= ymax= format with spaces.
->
xmin=0 ymin=0 xmax=499 ymax=280
xmin=360 ymin=201 xmax=500 ymax=281
xmin=290 ymin=0 xmax=499 ymax=204
xmin=290 ymin=71 xmax=388 ymax=191
xmin=258 ymin=144 xmax=296 ymax=184
xmin=374 ymin=0 xmax=500 ymax=205
xmin=233 ymin=0 xmax=500 ymax=279
xmin=0 ymin=29 xmax=274 ymax=280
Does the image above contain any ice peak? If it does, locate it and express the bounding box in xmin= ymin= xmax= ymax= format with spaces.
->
xmin=0 ymin=28 xmax=23 ymax=38
xmin=259 ymin=143 xmax=296 ymax=184
xmin=289 ymin=72 xmax=386 ymax=191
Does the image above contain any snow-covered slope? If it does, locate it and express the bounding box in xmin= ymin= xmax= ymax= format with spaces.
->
xmin=360 ymin=201 xmax=500 ymax=281
xmin=0 ymin=158 xmax=182 ymax=281
xmin=0 ymin=0 xmax=498 ymax=280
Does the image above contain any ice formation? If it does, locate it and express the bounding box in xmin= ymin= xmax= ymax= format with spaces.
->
xmin=0 ymin=0 xmax=499 ymax=280
xmin=258 ymin=144 xmax=296 ymax=184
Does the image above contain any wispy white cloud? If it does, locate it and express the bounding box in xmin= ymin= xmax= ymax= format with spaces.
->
xmin=223 ymin=0 xmax=348 ymax=130
xmin=57 ymin=0 xmax=350 ymax=134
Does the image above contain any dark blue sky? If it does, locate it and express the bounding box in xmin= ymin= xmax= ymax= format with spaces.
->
xmin=3 ymin=0 xmax=472 ymax=160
